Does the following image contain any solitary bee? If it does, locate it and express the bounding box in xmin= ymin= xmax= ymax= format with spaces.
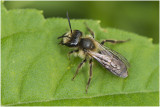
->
xmin=58 ymin=12 xmax=130 ymax=93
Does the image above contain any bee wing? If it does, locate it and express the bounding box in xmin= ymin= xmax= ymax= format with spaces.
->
xmin=99 ymin=44 xmax=130 ymax=68
xmin=88 ymin=42 xmax=129 ymax=78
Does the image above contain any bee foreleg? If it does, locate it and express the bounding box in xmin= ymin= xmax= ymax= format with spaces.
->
xmin=72 ymin=58 xmax=87 ymax=80
xmin=100 ymin=39 xmax=130 ymax=45
xmin=84 ymin=22 xmax=95 ymax=38
xmin=57 ymin=35 xmax=71 ymax=39
xmin=68 ymin=49 xmax=79 ymax=60
xmin=86 ymin=58 xmax=93 ymax=93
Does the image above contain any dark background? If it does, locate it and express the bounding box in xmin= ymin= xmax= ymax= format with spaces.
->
xmin=4 ymin=1 xmax=159 ymax=43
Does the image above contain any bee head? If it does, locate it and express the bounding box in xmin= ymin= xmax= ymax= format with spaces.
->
xmin=69 ymin=30 xmax=83 ymax=39
xmin=57 ymin=12 xmax=83 ymax=47
xmin=58 ymin=29 xmax=82 ymax=47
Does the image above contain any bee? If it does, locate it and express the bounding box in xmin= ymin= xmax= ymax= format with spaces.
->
xmin=58 ymin=12 xmax=130 ymax=93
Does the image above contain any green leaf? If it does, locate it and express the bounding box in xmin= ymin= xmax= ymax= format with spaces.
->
xmin=2 ymin=4 xmax=159 ymax=106
xmin=14 ymin=92 xmax=159 ymax=106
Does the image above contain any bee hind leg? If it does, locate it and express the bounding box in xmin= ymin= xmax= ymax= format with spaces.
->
xmin=84 ymin=22 xmax=95 ymax=38
xmin=100 ymin=39 xmax=130 ymax=45
xmin=86 ymin=58 xmax=93 ymax=93
xmin=72 ymin=58 xmax=87 ymax=80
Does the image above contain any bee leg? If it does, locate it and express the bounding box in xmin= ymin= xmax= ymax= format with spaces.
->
xmin=72 ymin=58 xmax=87 ymax=80
xmin=84 ymin=22 xmax=95 ymax=38
xmin=58 ymin=42 xmax=72 ymax=47
xmin=57 ymin=35 xmax=70 ymax=39
xmin=68 ymin=49 xmax=79 ymax=60
xmin=100 ymin=39 xmax=130 ymax=45
xmin=86 ymin=58 xmax=93 ymax=93
xmin=58 ymin=40 xmax=67 ymax=45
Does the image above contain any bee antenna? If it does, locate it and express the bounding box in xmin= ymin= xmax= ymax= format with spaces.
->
xmin=66 ymin=11 xmax=72 ymax=34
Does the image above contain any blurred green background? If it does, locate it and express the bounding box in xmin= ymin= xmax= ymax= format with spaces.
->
xmin=4 ymin=1 xmax=159 ymax=43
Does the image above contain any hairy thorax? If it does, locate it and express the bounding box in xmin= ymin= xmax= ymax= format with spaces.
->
xmin=78 ymin=37 xmax=98 ymax=58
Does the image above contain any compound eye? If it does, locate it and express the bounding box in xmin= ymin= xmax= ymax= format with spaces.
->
xmin=73 ymin=30 xmax=83 ymax=37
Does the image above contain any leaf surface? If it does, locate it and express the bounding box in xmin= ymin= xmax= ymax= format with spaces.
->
xmin=2 ymin=4 xmax=159 ymax=106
